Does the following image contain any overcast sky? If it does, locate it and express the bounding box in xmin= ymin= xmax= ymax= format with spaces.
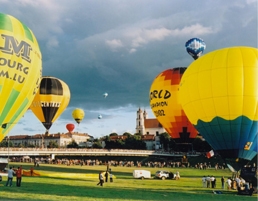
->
xmin=0 ymin=0 xmax=257 ymax=138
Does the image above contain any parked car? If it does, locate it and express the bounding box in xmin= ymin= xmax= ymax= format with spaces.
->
xmin=155 ymin=170 xmax=174 ymax=180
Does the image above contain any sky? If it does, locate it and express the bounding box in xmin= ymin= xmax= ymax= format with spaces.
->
xmin=0 ymin=0 xmax=257 ymax=138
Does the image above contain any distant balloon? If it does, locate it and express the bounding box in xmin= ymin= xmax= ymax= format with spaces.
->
xmin=103 ymin=92 xmax=108 ymax=98
xmin=30 ymin=76 xmax=71 ymax=134
xmin=98 ymin=114 xmax=102 ymax=119
xmin=149 ymin=67 xmax=198 ymax=144
xmin=66 ymin=123 xmax=75 ymax=132
xmin=0 ymin=13 xmax=42 ymax=142
xmin=179 ymin=46 xmax=258 ymax=170
xmin=185 ymin=38 xmax=206 ymax=60
xmin=72 ymin=108 xmax=85 ymax=124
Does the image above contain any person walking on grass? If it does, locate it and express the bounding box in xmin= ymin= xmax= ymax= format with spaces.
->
xmin=6 ymin=166 xmax=15 ymax=187
xmin=97 ymin=171 xmax=104 ymax=186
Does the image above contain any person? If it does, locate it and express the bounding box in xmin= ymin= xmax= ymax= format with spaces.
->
xmin=6 ymin=166 xmax=15 ymax=187
xmin=16 ymin=166 xmax=22 ymax=187
xmin=206 ymin=175 xmax=211 ymax=188
xmin=202 ymin=176 xmax=206 ymax=187
xmin=226 ymin=177 xmax=232 ymax=190
xmin=110 ymin=173 xmax=113 ymax=182
xmin=30 ymin=167 xmax=34 ymax=176
xmin=210 ymin=176 xmax=215 ymax=188
xmin=221 ymin=176 xmax=225 ymax=189
xmin=175 ymin=171 xmax=180 ymax=180
xmin=97 ymin=171 xmax=104 ymax=186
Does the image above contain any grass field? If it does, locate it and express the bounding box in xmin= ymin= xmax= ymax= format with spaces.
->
xmin=0 ymin=162 xmax=257 ymax=201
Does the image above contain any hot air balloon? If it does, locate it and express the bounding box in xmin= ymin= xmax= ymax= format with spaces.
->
xmin=30 ymin=76 xmax=70 ymax=135
xmin=149 ymin=68 xmax=198 ymax=145
xmin=185 ymin=38 xmax=206 ymax=60
xmin=98 ymin=114 xmax=102 ymax=119
xmin=0 ymin=13 xmax=42 ymax=142
xmin=179 ymin=46 xmax=258 ymax=171
xmin=72 ymin=108 xmax=85 ymax=124
xmin=103 ymin=92 xmax=108 ymax=98
xmin=66 ymin=123 xmax=75 ymax=133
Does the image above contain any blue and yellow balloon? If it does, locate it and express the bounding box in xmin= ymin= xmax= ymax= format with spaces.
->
xmin=179 ymin=46 xmax=258 ymax=170
xmin=0 ymin=13 xmax=42 ymax=141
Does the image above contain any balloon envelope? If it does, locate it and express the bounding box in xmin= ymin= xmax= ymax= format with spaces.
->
xmin=149 ymin=67 xmax=198 ymax=144
xmin=179 ymin=46 xmax=258 ymax=169
xmin=30 ymin=76 xmax=70 ymax=132
xmin=72 ymin=108 xmax=85 ymax=124
xmin=103 ymin=92 xmax=108 ymax=98
xmin=0 ymin=13 xmax=42 ymax=141
xmin=185 ymin=38 xmax=206 ymax=60
xmin=66 ymin=123 xmax=75 ymax=132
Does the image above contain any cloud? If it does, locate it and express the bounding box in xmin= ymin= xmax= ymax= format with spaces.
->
xmin=105 ymin=39 xmax=123 ymax=51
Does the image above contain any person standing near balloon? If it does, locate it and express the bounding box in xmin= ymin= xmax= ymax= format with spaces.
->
xmin=16 ymin=166 xmax=22 ymax=187
xmin=221 ymin=176 xmax=225 ymax=189
xmin=6 ymin=167 xmax=15 ymax=187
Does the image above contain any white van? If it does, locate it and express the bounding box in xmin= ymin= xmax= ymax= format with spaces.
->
xmin=133 ymin=170 xmax=151 ymax=179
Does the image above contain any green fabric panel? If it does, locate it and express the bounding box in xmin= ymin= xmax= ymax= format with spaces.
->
xmin=21 ymin=22 xmax=34 ymax=42
xmin=2 ymin=97 xmax=29 ymax=135
xmin=0 ymin=89 xmax=19 ymax=128
xmin=0 ymin=13 xmax=12 ymax=31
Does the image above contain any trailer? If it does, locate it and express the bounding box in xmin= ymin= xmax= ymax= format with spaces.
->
xmin=133 ymin=170 xmax=151 ymax=180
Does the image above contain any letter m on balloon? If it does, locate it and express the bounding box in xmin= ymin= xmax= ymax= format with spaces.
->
xmin=0 ymin=34 xmax=32 ymax=63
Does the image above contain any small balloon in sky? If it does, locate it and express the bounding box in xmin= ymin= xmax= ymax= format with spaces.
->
xmin=185 ymin=38 xmax=206 ymax=60
xmin=103 ymin=92 xmax=108 ymax=98
xmin=98 ymin=114 xmax=102 ymax=119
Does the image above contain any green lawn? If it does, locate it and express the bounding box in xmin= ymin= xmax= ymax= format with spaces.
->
xmin=0 ymin=162 xmax=257 ymax=201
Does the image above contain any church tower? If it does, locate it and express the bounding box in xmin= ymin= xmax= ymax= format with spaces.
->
xmin=136 ymin=108 xmax=145 ymax=134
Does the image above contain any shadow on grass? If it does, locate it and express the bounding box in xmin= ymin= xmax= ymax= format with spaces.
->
xmin=0 ymin=180 xmax=256 ymax=201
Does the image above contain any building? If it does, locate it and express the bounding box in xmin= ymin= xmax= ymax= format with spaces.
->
xmin=135 ymin=108 xmax=165 ymax=150
xmin=4 ymin=132 xmax=92 ymax=148
xmin=135 ymin=108 xmax=165 ymax=135
xmin=106 ymin=108 xmax=165 ymax=150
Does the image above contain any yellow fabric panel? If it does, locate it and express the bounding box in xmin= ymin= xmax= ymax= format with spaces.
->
xmin=0 ymin=14 xmax=41 ymax=141
xmin=179 ymin=46 xmax=258 ymax=124
xmin=30 ymin=77 xmax=70 ymax=124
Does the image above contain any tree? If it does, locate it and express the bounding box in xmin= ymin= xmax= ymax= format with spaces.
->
xmin=67 ymin=140 xmax=78 ymax=148
xmin=122 ymin=132 xmax=132 ymax=137
xmin=48 ymin=140 xmax=59 ymax=148
xmin=109 ymin=133 xmax=118 ymax=137
xmin=124 ymin=135 xmax=146 ymax=150
xmin=159 ymin=132 xmax=171 ymax=151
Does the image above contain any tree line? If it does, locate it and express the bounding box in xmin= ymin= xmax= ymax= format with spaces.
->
xmin=0 ymin=132 xmax=212 ymax=152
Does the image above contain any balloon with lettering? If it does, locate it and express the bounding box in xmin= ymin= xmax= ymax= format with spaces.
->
xmin=149 ymin=68 xmax=198 ymax=144
xmin=0 ymin=13 xmax=42 ymax=142
xmin=30 ymin=76 xmax=70 ymax=134
xmin=72 ymin=108 xmax=85 ymax=124
xmin=66 ymin=123 xmax=75 ymax=132
xmin=179 ymin=46 xmax=258 ymax=170
xmin=185 ymin=38 xmax=206 ymax=60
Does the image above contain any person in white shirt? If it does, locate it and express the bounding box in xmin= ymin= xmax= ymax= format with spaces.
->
xmin=202 ymin=176 xmax=206 ymax=187
xmin=226 ymin=178 xmax=232 ymax=190
xmin=5 ymin=166 xmax=15 ymax=187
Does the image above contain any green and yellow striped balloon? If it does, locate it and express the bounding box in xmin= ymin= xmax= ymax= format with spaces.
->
xmin=0 ymin=13 xmax=42 ymax=141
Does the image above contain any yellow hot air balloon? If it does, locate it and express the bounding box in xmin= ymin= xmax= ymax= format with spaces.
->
xmin=149 ymin=67 xmax=198 ymax=144
xmin=72 ymin=108 xmax=85 ymax=124
xmin=30 ymin=76 xmax=70 ymax=134
xmin=0 ymin=13 xmax=42 ymax=142
xmin=179 ymin=46 xmax=258 ymax=170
